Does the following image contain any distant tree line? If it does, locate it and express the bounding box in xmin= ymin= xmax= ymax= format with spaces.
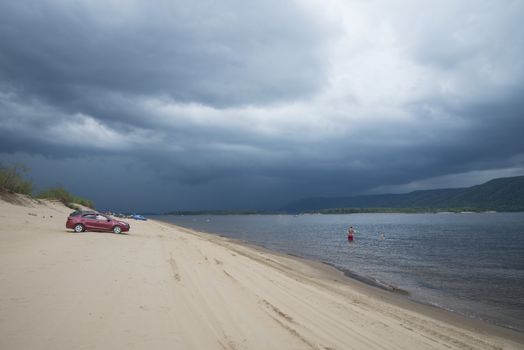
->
xmin=0 ymin=163 xmax=94 ymax=209
xmin=309 ymin=207 xmax=495 ymax=214
xmin=167 ymin=210 xmax=286 ymax=215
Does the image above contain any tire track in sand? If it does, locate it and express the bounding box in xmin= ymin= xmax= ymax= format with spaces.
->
xmin=168 ymin=254 xmax=181 ymax=282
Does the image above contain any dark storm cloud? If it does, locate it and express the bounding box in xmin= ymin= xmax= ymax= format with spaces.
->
xmin=1 ymin=0 xmax=524 ymax=211
xmin=0 ymin=0 xmax=328 ymax=109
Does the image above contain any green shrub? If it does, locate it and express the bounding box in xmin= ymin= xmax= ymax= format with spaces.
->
xmin=38 ymin=186 xmax=94 ymax=209
xmin=0 ymin=163 xmax=34 ymax=194
xmin=0 ymin=163 xmax=94 ymax=209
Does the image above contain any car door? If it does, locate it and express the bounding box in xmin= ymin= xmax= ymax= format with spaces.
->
xmin=93 ymin=214 xmax=112 ymax=231
xmin=82 ymin=214 xmax=98 ymax=230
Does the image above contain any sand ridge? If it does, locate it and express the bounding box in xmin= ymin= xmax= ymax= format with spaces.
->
xmin=0 ymin=197 xmax=522 ymax=349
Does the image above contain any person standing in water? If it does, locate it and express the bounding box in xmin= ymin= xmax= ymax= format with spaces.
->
xmin=347 ymin=226 xmax=355 ymax=242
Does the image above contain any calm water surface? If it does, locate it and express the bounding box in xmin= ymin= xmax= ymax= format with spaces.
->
xmin=157 ymin=213 xmax=524 ymax=331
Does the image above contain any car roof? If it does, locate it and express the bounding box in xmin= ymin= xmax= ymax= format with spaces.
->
xmin=70 ymin=210 xmax=97 ymax=216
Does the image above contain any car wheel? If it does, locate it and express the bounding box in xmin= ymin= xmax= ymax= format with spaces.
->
xmin=113 ymin=226 xmax=122 ymax=234
xmin=74 ymin=224 xmax=84 ymax=233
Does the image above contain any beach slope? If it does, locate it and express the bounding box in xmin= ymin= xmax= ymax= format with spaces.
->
xmin=0 ymin=196 xmax=522 ymax=349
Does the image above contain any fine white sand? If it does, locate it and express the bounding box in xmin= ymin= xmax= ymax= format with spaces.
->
xmin=1 ymin=195 xmax=523 ymax=349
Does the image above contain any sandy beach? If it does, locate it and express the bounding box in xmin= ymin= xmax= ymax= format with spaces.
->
xmin=1 ymin=195 xmax=523 ymax=350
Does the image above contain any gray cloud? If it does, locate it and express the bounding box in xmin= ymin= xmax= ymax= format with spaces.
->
xmin=1 ymin=0 xmax=524 ymax=211
xmin=0 ymin=0 xmax=329 ymax=108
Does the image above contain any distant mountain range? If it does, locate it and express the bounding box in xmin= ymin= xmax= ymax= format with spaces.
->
xmin=282 ymin=175 xmax=524 ymax=213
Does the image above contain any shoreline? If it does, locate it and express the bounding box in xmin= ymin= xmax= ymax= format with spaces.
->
xmin=315 ymin=260 xmax=522 ymax=334
xmin=158 ymin=219 xmax=524 ymax=343
xmin=2 ymin=197 xmax=524 ymax=349
xmin=155 ymin=215 xmax=524 ymax=334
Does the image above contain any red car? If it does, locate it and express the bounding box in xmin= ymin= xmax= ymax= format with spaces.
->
xmin=66 ymin=212 xmax=130 ymax=234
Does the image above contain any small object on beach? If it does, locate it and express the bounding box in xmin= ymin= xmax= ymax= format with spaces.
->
xmin=28 ymin=212 xmax=37 ymax=216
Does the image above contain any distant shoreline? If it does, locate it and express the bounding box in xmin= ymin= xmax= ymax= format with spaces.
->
xmin=162 ymin=207 xmax=521 ymax=215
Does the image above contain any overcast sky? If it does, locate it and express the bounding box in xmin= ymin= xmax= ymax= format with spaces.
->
xmin=1 ymin=0 xmax=524 ymax=212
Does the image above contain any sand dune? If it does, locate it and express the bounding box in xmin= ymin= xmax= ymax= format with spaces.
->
xmin=0 ymin=196 xmax=522 ymax=349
